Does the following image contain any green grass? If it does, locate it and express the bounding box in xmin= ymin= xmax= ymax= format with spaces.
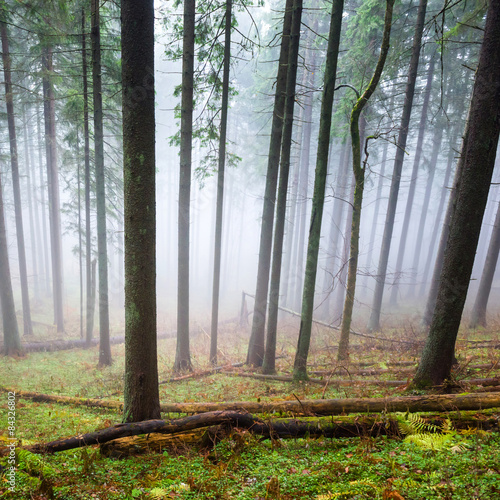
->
xmin=1 ymin=320 xmax=499 ymax=499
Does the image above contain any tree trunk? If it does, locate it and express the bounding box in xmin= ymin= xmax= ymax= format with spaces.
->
xmin=469 ymin=197 xmax=500 ymax=328
xmin=41 ymin=45 xmax=64 ymax=333
xmin=407 ymin=108 xmax=446 ymax=297
xmin=389 ymin=52 xmax=436 ymax=305
xmin=91 ymin=0 xmax=111 ymax=366
xmin=338 ymin=0 xmax=395 ymax=361
xmin=210 ymin=0 xmax=232 ymax=365
xmin=82 ymin=10 xmax=93 ymax=347
xmin=22 ymin=104 xmax=39 ymax=301
xmin=36 ymin=106 xmax=51 ymax=297
xmin=362 ymin=137 xmax=390 ymax=292
xmin=1 ymin=21 xmax=33 ymax=336
xmin=26 ymin=105 xmax=44 ymax=300
xmin=367 ymin=0 xmax=428 ymax=332
xmin=122 ymin=0 xmax=161 ymax=421
xmin=262 ymin=0 xmax=303 ymax=375
xmin=418 ymin=124 xmax=461 ymax=298
xmin=175 ymin=0 xmax=196 ymax=372
xmin=412 ymin=0 xmax=500 ymax=388
xmin=320 ymin=140 xmax=349 ymax=320
xmin=246 ymin=0 xmax=294 ymax=367
xmin=0 ymin=172 xmax=22 ymax=356
xmin=293 ymin=0 xmax=344 ymax=380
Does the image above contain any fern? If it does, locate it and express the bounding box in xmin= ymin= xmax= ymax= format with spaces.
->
xmin=16 ymin=448 xmax=57 ymax=480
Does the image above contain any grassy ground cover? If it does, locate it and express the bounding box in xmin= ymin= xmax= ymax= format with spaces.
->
xmin=0 ymin=318 xmax=499 ymax=499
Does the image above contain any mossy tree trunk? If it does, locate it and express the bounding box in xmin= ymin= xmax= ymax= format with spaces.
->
xmin=337 ymin=0 xmax=395 ymax=361
xmin=175 ymin=0 xmax=196 ymax=372
xmin=246 ymin=0 xmax=293 ymax=367
xmin=412 ymin=0 xmax=500 ymax=388
xmin=122 ymin=0 xmax=161 ymax=422
xmin=91 ymin=0 xmax=111 ymax=367
xmin=367 ymin=0 xmax=428 ymax=332
xmin=292 ymin=0 xmax=344 ymax=380
xmin=1 ymin=20 xmax=33 ymax=337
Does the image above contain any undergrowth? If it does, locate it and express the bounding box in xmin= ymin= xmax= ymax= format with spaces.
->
xmin=0 ymin=320 xmax=499 ymax=499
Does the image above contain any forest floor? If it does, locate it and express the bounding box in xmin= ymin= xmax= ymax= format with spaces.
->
xmin=0 ymin=313 xmax=500 ymax=499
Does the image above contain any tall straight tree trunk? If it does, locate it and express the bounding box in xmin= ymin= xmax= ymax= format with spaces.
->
xmin=82 ymin=9 xmax=93 ymax=346
xmin=281 ymin=54 xmax=311 ymax=307
xmin=422 ymin=119 xmax=469 ymax=326
xmin=175 ymin=0 xmax=195 ymax=372
xmin=263 ymin=0 xmax=303 ymax=375
xmin=91 ymin=0 xmax=111 ymax=366
xmin=412 ymin=0 xmax=500 ymax=388
xmin=407 ymin=109 xmax=446 ymax=297
xmin=320 ymin=137 xmax=349 ymax=320
xmin=362 ymin=138 xmax=390 ymax=292
xmin=367 ymin=0 xmax=428 ymax=332
xmin=77 ymin=131 xmax=83 ymax=339
xmin=292 ymin=85 xmax=314 ymax=313
xmin=36 ymin=107 xmax=50 ymax=296
xmin=247 ymin=0 xmax=294 ymax=367
xmin=210 ymin=0 xmax=232 ymax=365
xmin=389 ymin=52 xmax=435 ymax=305
xmin=1 ymin=21 xmax=33 ymax=336
xmin=469 ymin=193 xmax=500 ymax=328
xmin=418 ymin=122 xmax=462 ymax=299
xmin=332 ymin=172 xmax=355 ymax=325
xmin=122 ymin=0 xmax=160 ymax=422
xmin=293 ymin=0 xmax=344 ymax=380
xmin=22 ymin=104 xmax=39 ymax=301
xmin=0 ymin=172 xmax=22 ymax=355
xmin=338 ymin=0 xmax=395 ymax=361
xmin=41 ymin=45 xmax=64 ymax=333
xmin=26 ymin=105 xmax=43 ymax=300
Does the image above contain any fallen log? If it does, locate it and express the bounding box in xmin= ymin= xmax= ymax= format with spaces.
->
xmin=0 ymin=331 xmax=176 ymax=354
xmin=100 ymin=410 xmax=500 ymax=457
xmin=222 ymin=371 xmax=407 ymax=387
xmin=12 ymin=408 xmax=500 ymax=455
xmin=311 ymin=363 xmax=499 ymax=378
xmin=159 ymin=362 xmax=244 ymax=385
xmin=4 ymin=387 xmax=500 ymax=416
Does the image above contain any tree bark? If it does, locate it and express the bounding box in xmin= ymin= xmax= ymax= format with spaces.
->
xmin=412 ymin=0 xmax=500 ymax=387
xmin=122 ymin=0 xmax=161 ymax=421
xmin=293 ymin=0 xmax=344 ymax=380
xmin=1 ymin=21 xmax=33 ymax=337
xmin=210 ymin=0 xmax=232 ymax=366
xmin=367 ymin=0 xmax=428 ymax=332
xmin=91 ymin=0 xmax=111 ymax=366
xmin=175 ymin=0 xmax=196 ymax=372
xmin=338 ymin=0 xmax=395 ymax=360
xmin=247 ymin=0 xmax=294 ymax=367
xmin=263 ymin=0 xmax=303 ymax=374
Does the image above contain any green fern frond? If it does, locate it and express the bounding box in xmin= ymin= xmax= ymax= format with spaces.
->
xmin=16 ymin=449 xmax=57 ymax=480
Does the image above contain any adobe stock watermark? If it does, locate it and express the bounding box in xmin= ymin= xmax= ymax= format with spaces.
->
xmin=6 ymin=391 xmax=16 ymax=493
